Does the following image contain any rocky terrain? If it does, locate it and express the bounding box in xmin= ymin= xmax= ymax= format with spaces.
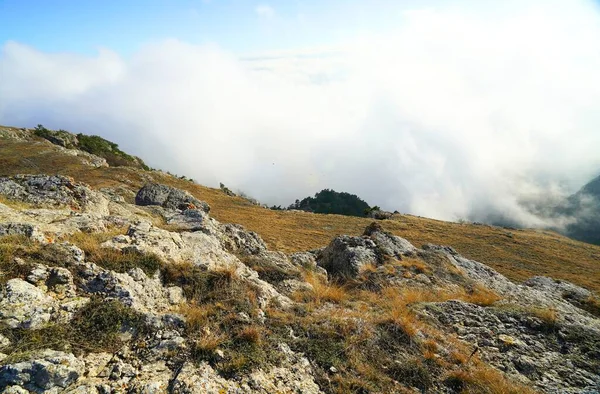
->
xmin=0 ymin=126 xmax=599 ymax=393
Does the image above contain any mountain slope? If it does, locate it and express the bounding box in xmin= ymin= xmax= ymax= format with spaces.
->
xmin=562 ymin=175 xmax=600 ymax=245
xmin=0 ymin=125 xmax=599 ymax=393
xmin=2 ymin=125 xmax=599 ymax=293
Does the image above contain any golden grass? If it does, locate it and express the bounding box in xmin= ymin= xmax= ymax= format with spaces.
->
xmin=2 ymin=137 xmax=599 ymax=294
xmin=0 ymin=195 xmax=34 ymax=210
xmin=296 ymin=271 xmax=349 ymax=305
xmin=529 ymin=307 xmax=559 ymax=325
xmin=445 ymin=364 xmax=539 ymax=394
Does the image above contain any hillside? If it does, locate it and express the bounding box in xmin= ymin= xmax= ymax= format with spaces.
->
xmin=0 ymin=125 xmax=599 ymax=393
xmin=2 ymin=125 xmax=599 ymax=293
xmin=562 ymin=175 xmax=600 ymax=246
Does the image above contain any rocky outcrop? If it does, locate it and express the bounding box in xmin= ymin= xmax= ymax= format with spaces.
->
xmin=1 ymin=168 xmax=598 ymax=393
xmin=367 ymin=209 xmax=393 ymax=220
xmin=79 ymin=264 xmax=184 ymax=314
xmin=0 ymin=175 xmax=109 ymax=214
xmin=0 ymin=350 xmax=85 ymax=391
xmin=220 ymin=223 xmax=267 ymax=256
xmin=421 ymin=300 xmax=600 ymax=393
xmin=0 ymin=265 xmax=90 ymax=329
xmin=135 ymin=183 xmax=210 ymax=212
xmin=317 ymin=222 xmax=417 ymax=278
xmin=0 ymin=223 xmax=47 ymax=243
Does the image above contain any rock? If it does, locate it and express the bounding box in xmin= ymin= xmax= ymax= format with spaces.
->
xmin=278 ymin=279 xmax=314 ymax=296
xmin=80 ymin=264 xmax=184 ymax=314
xmin=0 ymin=279 xmax=54 ymax=328
xmin=0 ymin=175 xmax=109 ymax=214
xmin=363 ymin=222 xmax=417 ymax=257
xmin=135 ymin=183 xmax=210 ymax=212
xmin=36 ymin=128 xmax=79 ymax=149
xmin=0 ymin=222 xmax=47 ymax=243
xmin=317 ymin=224 xmax=419 ymax=279
xmin=524 ymin=276 xmax=593 ymax=305
xmin=163 ymin=208 xmax=217 ymax=232
xmin=421 ymin=300 xmax=600 ymax=393
xmin=289 ymin=252 xmax=318 ymax=270
xmin=27 ymin=265 xmax=76 ymax=298
xmin=220 ymin=223 xmax=267 ymax=255
xmin=317 ymin=235 xmax=379 ymax=278
xmin=367 ymin=209 xmax=393 ymax=220
xmin=0 ymin=333 xmax=10 ymax=349
xmin=0 ymin=350 xmax=85 ymax=391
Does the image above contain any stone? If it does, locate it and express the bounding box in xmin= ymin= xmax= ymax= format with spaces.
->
xmin=0 ymin=350 xmax=85 ymax=391
xmin=0 ymin=222 xmax=47 ymax=243
xmin=0 ymin=279 xmax=54 ymax=328
xmin=220 ymin=223 xmax=267 ymax=255
xmin=317 ymin=235 xmax=379 ymax=278
xmin=135 ymin=183 xmax=210 ymax=212
xmin=0 ymin=175 xmax=109 ymax=214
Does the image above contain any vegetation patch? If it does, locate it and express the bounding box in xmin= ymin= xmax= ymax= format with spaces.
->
xmin=289 ymin=189 xmax=372 ymax=217
xmin=1 ymin=298 xmax=148 ymax=363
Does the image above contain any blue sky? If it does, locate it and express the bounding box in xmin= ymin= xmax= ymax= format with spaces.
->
xmin=0 ymin=0 xmax=439 ymax=55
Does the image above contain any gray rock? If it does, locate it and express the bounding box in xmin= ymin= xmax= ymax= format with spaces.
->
xmin=135 ymin=183 xmax=210 ymax=212
xmin=0 ymin=279 xmax=54 ymax=329
xmin=0 ymin=175 xmax=109 ymax=214
xmin=367 ymin=209 xmax=393 ymax=220
xmin=524 ymin=276 xmax=593 ymax=305
xmin=364 ymin=223 xmax=417 ymax=258
xmin=317 ymin=235 xmax=379 ymax=278
xmin=80 ymin=264 xmax=184 ymax=314
xmin=0 ymin=222 xmax=47 ymax=243
xmin=289 ymin=252 xmax=318 ymax=270
xmin=220 ymin=223 xmax=267 ymax=255
xmin=0 ymin=350 xmax=84 ymax=391
xmin=317 ymin=223 xmax=418 ymax=279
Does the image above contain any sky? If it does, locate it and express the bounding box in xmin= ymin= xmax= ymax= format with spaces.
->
xmin=1 ymin=0 xmax=600 ymax=227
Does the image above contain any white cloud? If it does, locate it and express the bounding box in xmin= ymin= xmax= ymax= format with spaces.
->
xmin=255 ymin=4 xmax=275 ymax=19
xmin=1 ymin=0 xmax=600 ymax=228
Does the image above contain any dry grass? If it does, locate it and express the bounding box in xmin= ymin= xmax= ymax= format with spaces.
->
xmin=445 ymin=363 xmax=539 ymax=394
xmin=529 ymin=307 xmax=559 ymax=325
xmin=65 ymin=228 xmax=163 ymax=275
xmin=297 ymin=271 xmax=349 ymax=305
xmin=2 ymin=137 xmax=598 ymax=293
xmin=395 ymin=257 xmax=432 ymax=274
xmin=0 ymin=195 xmax=34 ymax=210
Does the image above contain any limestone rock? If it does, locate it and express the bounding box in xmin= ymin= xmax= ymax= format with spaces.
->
xmin=317 ymin=235 xmax=379 ymax=278
xmin=80 ymin=264 xmax=184 ymax=314
xmin=0 ymin=279 xmax=55 ymax=329
xmin=0 ymin=175 xmax=109 ymax=214
xmin=0 ymin=222 xmax=47 ymax=243
xmin=0 ymin=350 xmax=85 ymax=391
xmin=220 ymin=223 xmax=267 ymax=256
xmin=135 ymin=183 xmax=210 ymax=212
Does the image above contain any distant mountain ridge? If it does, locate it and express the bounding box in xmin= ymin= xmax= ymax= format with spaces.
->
xmin=563 ymin=174 xmax=600 ymax=245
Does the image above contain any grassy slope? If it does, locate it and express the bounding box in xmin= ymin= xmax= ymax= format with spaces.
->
xmin=1 ymin=129 xmax=599 ymax=293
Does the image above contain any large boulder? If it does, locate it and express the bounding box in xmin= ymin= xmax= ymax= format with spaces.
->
xmin=317 ymin=223 xmax=417 ymax=278
xmin=318 ymin=235 xmax=380 ymax=278
xmin=135 ymin=183 xmax=210 ymax=212
xmin=220 ymin=223 xmax=267 ymax=256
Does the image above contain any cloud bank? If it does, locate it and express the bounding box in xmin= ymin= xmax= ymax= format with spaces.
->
xmin=2 ymin=0 xmax=600 ymax=227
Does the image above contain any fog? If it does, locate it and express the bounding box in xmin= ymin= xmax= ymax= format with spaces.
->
xmin=2 ymin=0 xmax=600 ymax=227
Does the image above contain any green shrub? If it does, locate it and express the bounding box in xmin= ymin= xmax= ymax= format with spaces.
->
xmin=77 ymin=134 xmax=149 ymax=169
